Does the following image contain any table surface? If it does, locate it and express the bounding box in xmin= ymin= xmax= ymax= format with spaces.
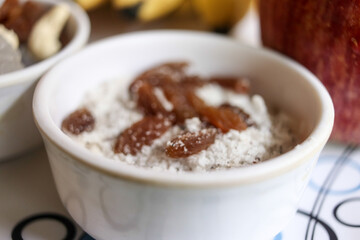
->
xmin=1 ymin=5 xmax=359 ymax=240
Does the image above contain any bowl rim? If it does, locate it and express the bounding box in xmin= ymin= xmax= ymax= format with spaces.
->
xmin=33 ymin=30 xmax=334 ymax=188
xmin=0 ymin=0 xmax=90 ymax=88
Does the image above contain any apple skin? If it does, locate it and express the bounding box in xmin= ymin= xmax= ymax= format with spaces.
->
xmin=259 ymin=0 xmax=360 ymax=144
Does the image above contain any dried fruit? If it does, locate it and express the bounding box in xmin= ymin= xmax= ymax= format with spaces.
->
xmin=220 ymin=103 xmax=255 ymax=127
xmin=22 ymin=1 xmax=48 ymax=27
xmin=210 ymin=77 xmax=250 ymax=93
xmin=165 ymin=129 xmax=217 ymax=158
xmin=187 ymin=92 xmax=247 ymax=133
xmin=181 ymin=75 xmax=206 ymax=88
xmin=114 ymin=116 xmax=172 ymax=155
xmin=129 ymin=62 xmax=203 ymax=123
xmin=137 ymin=81 xmax=169 ymax=116
xmin=62 ymin=108 xmax=95 ymax=135
xmin=63 ymin=63 xmax=251 ymax=158
xmin=162 ymin=82 xmax=198 ymax=123
xmin=129 ymin=62 xmax=188 ymax=94
xmin=205 ymin=107 xmax=248 ymax=133
xmin=0 ymin=0 xmax=18 ymax=22
xmin=62 ymin=62 xmax=252 ymax=158
xmin=2 ymin=0 xmax=47 ymax=42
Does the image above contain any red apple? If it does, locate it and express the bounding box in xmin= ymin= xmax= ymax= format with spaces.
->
xmin=259 ymin=0 xmax=360 ymax=144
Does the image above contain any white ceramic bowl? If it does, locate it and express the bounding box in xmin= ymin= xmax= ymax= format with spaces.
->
xmin=33 ymin=31 xmax=334 ymax=240
xmin=0 ymin=0 xmax=90 ymax=160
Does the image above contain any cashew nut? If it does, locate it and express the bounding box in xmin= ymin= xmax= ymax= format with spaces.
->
xmin=28 ymin=4 xmax=71 ymax=60
xmin=0 ymin=24 xmax=19 ymax=49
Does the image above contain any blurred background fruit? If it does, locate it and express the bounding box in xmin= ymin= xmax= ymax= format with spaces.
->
xmin=192 ymin=0 xmax=251 ymax=33
xmin=113 ymin=0 xmax=184 ymax=21
xmin=76 ymin=0 xmax=107 ymax=10
xmin=259 ymin=0 xmax=360 ymax=144
xmin=75 ymin=0 xmax=252 ymax=33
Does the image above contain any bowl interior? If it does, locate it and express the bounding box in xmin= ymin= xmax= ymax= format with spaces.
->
xmin=34 ymin=31 xmax=333 ymax=186
xmin=50 ymin=33 xmax=320 ymax=141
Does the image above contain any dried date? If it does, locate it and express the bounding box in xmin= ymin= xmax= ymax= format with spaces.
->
xmin=61 ymin=108 xmax=95 ymax=135
xmin=137 ymin=81 xmax=169 ymax=117
xmin=129 ymin=62 xmax=188 ymax=94
xmin=114 ymin=116 xmax=172 ymax=155
xmin=187 ymin=92 xmax=247 ymax=133
xmin=162 ymin=82 xmax=198 ymax=123
xmin=220 ymin=103 xmax=255 ymax=127
xmin=210 ymin=77 xmax=250 ymax=94
xmin=165 ymin=129 xmax=217 ymax=158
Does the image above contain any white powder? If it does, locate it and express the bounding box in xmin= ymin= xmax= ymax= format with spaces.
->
xmin=67 ymin=79 xmax=297 ymax=172
xmin=153 ymin=87 xmax=173 ymax=111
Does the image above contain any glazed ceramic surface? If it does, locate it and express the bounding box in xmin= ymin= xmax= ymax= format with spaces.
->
xmin=33 ymin=31 xmax=334 ymax=240
xmin=0 ymin=0 xmax=90 ymax=160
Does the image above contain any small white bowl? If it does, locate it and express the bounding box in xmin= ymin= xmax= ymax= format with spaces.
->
xmin=33 ymin=31 xmax=334 ymax=240
xmin=0 ymin=0 xmax=90 ymax=160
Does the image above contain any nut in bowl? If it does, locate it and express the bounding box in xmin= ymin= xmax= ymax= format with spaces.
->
xmin=33 ymin=31 xmax=334 ymax=240
xmin=0 ymin=0 xmax=90 ymax=160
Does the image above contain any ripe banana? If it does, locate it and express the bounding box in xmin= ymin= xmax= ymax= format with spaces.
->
xmin=75 ymin=0 xmax=108 ymax=11
xmin=192 ymin=0 xmax=252 ymax=32
xmin=112 ymin=0 xmax=184 ymax=21
xmin=75 ymin=0 xmax=253 ymax=32
xmin=112 ymin=0 xmax=142 ymax=8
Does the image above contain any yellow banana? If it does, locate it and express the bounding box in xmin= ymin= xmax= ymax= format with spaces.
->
xmin=75 ymin=0 xmax=252 ymax=32
xmin=112 ymin=0 xmax=143 ymax=8
xmin=192 ymin=0 xmax=252 ymax=32
xmin=138 ymin=0 xmax=185 ymax=21
xmin=112 ymin=0 xmax=185 ymax=21
xmin=75 ymin=0 xmax=108 ymax=10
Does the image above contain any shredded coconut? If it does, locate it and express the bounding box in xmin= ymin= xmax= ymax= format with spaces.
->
xmin=67 ymin=78 xmax=298 ymax=172
xmin=154 ymin=87 xmax=173 ymax=111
